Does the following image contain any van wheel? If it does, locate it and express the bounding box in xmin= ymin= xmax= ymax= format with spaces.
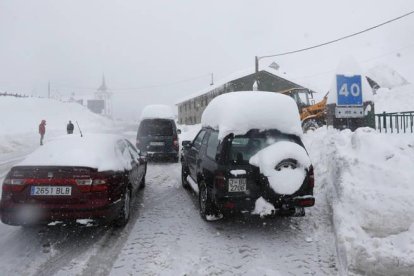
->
xmin=199 ymin=180 xmax=215 ymax=221
xmin=181 ymin=166 xmax=190 ymax=189
xmin=115 ymin=188 xmax=131 ymax=227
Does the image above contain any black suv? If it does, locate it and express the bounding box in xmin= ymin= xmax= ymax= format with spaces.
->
xmin=181 ymin=127 xmax=315 ymax=220
xmin=136 ymin=118 xmax=180 ymax=162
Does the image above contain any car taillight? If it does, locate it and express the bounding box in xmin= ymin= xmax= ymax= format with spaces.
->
xmin=91 ymin=179 xmax=108 ymax=192
xmin=308 ymin=166 xmax=314 ymax=188
xmin=173 ymin=135 xmax=179 ymax=150
xmin=75 ymin=178 xmax=107 ymax=192
xmin=2 ymin=178 xmax=25 ymax=192
xmin=214 ymin=172 xmax=226 ymax=189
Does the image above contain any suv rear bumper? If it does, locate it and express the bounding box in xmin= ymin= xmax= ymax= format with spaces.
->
xmin=214 ymin=195 xmax=315 ymax=213
xmin=0 ymin=199 xmax=123 ymax=226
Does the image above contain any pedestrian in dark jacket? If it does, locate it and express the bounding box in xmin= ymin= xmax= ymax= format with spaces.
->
xmin=67 ymin=120 xmax=74 ymax=134
xmin=39 ymin=120 xmax=46 ymax=145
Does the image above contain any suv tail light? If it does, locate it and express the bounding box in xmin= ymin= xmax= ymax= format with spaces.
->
xmin=173 ymin=135 xmax=179 ymax=151
xmin=214 ymin=172 xmax=226 ymax=189
xmin=308 ymin=166 xmax=314 ymax=188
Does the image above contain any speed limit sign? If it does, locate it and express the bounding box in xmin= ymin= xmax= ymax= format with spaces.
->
xmin=336 ymin=75 xmax=363 ymax=106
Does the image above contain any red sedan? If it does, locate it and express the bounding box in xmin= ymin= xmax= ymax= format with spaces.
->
xmin=0 ymin=134 xmax=146 ymax=226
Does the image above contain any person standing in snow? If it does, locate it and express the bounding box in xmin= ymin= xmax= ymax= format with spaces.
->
xmin=39 ymin=120 xmax=46 ymax=145
xmin=67 ymin=120 xmax=74 ymax=134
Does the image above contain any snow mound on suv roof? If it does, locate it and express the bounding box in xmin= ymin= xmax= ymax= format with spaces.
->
xmin=250 ymin=141 xmax=311 ymax=195
xmin=18 ymin=134 xmax=132 ymax=172
xmin=140 ymin=105 xmax=174 ymax=120
xmin=201 ymin=92 xmax=302 ymax=140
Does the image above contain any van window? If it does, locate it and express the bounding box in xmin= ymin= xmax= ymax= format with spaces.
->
xmin=138 ymin=119 xmax=173 ymax=136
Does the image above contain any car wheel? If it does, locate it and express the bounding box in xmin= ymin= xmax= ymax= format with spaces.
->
xmin=199 ymin=180 xmax=216 ymax=221
xmin=181 ymin=165 xmax=190 ymax=189
xmin=115 ymin=187 xmax=131 ymax=227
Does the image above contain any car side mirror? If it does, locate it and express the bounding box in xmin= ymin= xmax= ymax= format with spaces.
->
xmin=177 ymin=129 xmax=181 ymax=134
xmin=182 ymin=140 xmax=191 ymax=147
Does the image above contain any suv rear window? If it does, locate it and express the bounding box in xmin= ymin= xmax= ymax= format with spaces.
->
xmin=138 ymin=119 xmax=173 ymax=136
xmin=228 ymin=130 xmax=304 ymax=164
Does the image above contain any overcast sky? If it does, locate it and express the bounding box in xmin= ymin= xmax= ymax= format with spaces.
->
xmin=1 ymin=0 xmax=413 ymax=120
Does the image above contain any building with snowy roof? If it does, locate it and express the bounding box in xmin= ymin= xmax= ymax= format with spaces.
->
xmin=176 ymin=66 xmax=319 ymax=125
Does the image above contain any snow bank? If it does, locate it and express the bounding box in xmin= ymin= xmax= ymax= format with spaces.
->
xmin=0 ymin=97 xmax=115 ymax=154
xmin=18 ymin=134 xmax=132 ymax=172
xmin=249 ymin=141 xmax=311 ymax=195
xmin=304 ymin=127 xmax=414 ymax=275
xmin=327 ymin=56 xmax=374 ymax=104
xmin=367 ymin=64 xmax=409 ymax=89
xmin=140 ymin=104 xmax=174 ymax=120
xmin=201 ymin=92 xmax=302 ymax=140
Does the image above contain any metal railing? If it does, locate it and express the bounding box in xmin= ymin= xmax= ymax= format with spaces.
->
xmin=0 ymin=92 xmax=29 ymax=98
xmin=375 ymin=111 xmax=414 ymax=133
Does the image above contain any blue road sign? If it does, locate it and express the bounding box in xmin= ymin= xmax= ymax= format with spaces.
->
xmin=336 ymin=75 xmax=362 ymax=106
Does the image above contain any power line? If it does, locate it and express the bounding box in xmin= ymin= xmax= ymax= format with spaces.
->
xmin=259 ymin=10 xmax=414 ymax=59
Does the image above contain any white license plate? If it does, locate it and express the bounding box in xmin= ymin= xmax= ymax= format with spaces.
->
xmin=30 ymin=186 xmax=72 ymax=196
xmin=228 ymin=178 xmax=247 ymax=192
xmin=150 ymin=142 xmax=164 ymax=146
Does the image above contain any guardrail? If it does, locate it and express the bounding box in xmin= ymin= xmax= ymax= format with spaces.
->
xmin=375 ymin=111 xmax=414 ymax=133
xmin=0 ymin=92 xmax=29 ymax=98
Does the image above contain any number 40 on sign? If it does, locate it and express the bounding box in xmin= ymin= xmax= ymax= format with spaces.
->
xmin=336 ymin=75 xmax=363 ymax=106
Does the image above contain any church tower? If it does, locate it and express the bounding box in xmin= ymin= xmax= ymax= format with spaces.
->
xmin=95 ymin=75 xmax=112 ymax=117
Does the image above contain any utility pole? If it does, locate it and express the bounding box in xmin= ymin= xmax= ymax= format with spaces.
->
xmin=255 ymin=56 xmax=259 ymax=74
xmin=210 ymin=73 xmax=214 ymax=86
xmin=48 ymin=81 xmax=50 ymax=98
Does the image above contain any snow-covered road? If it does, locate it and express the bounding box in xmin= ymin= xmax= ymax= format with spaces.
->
xmin=0 ymin=152 xmax=338 ymax=275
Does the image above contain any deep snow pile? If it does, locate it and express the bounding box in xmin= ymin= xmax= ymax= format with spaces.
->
xmin=0 ymin=97 xmax=115 ymax=153
xmin=19 ymin=134 xmax=132 ymax=171
xmin=367 ymin=64 xmax=409 ymax=89
xmin=201 ymin=92 xmax=302 ymax=140
xmin=373 ymin=83 xmax=414 ymax=113
xmin=304 ymin=127 xmax=414 ymax=275
xmin=140 ymin=104 xmax=174 ymax=120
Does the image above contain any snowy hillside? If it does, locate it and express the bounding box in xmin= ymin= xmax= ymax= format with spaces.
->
xmin=373 ymin=84 xmax=414 ymax=113
xmin=0 ymin=97 xmax=115 ymax=154
xmin=367 ymin=64 xmax=409 ymax=89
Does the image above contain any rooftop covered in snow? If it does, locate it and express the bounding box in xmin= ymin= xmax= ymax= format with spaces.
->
xmin=201 ymin=91 xmax=303 ymax=140
xmin=175 ymin=67 xmax=319 ymax=105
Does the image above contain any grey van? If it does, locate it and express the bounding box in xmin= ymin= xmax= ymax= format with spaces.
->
xmin=136 ymin=118 xmax=180 ymax=162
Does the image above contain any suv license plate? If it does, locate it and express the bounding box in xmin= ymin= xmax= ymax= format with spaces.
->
xmin=150 ymin=142 xmax=164 ymax=146
xmin=228 ymin=178 xmax=247 ymax=192
xmin=30 ymin=186 xmax=72 ymax=196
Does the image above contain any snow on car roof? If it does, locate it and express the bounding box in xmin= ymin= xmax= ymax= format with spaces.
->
xmin=201 ymin=91 xmax=303 ymax=140
xmin=140 ymin=104 xmax=174 ymax=120
xmin=17 ymin=134 xmax=132 ymax=172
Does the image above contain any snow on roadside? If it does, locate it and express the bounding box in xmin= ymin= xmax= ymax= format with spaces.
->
xmin=303 ymin=127 xmax=414 ymax=275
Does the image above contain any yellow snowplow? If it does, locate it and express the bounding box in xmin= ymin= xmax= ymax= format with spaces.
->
xmin=282 ymin=89 xmax=328 ymax=132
